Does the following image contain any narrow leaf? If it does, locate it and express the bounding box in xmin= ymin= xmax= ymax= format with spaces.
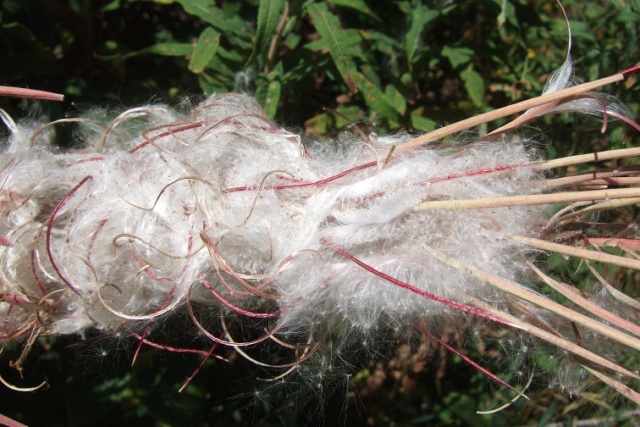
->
xmin=189 ymin=27 xmax=221 ymax=74
xmin=254 ymin=71 xmax=282 ymax=118
xmin=174 ymin=0 xmax=241 ymax=33
xmin=384 ymin=84 xmax=407 ymax=115
xmin=246 ymin=0 xmax=285 ymax=67
xmin=2 ymin=22 xmax=56 ymax=59
xmin=98 ymin=43 xmax=193 ymax=61
xmin=442 ymin=46 xmax=474 ymax=69
xmin=405 ymin=6 xmax=438 ymax=66
xmin=307 ymin=2 xmax=360 ymax=79
xmin=350 ymin=72 xmax=401 ymax=123
xmin=410 ymin=113 xmax=436 ymax=131
xmin=461 ymin=65 xmax=485 ymax=107
xmin=328 ymin=0 xmax=381 ymax=22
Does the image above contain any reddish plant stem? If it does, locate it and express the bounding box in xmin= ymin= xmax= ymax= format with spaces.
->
xmin=225 ymin=160 xmax=531 ymax=194
xmin=30 ymin=249 xmax=47 ymax=296
xmin=224 ymin=161 xmax=378 ymax=193
xmin=0 ymin=86 xmax=64 ymax=102
xmin=179 ymin=345 xmax=218 ymax=393
xmin=200 ymin=275 xmax=280 ymax=319
xmin=46 ymin=176 xmax=93 ymax=295
xmin=322 ymin=239 xmax=515 ymax=327
xmin=131 ymin=283 xmax=179 ymax=366
xmin=128 ymin=328 xmax=213 ymax=356
xmin=410 ymin=321 xmax=523 ymax=395
xmin=129 ymin=123 xmax=206 ymax=153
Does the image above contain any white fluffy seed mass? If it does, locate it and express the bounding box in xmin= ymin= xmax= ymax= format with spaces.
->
xmin=0 ymin=94 xmax=545 ymax=365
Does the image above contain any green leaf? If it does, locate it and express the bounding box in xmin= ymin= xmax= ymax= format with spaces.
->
xmin=304 ymin=105 xmax=362 ymax=135
xmin=307 ymin=2 xmax=360 ymax=84
xmin=461 ymin=65 xmax=485 ymax=107
xmin=405 ymin=5 xmax=438 ymax=66
xmin=350 ymin=72 xmax=401 ymax=123
xmin=410 ymin=113 xmax=436 ymax=132
xmin=384 ymin=84 xmax=407 ymax=115
xmin=442 ymin=46 xmax=474 ymax=69
xmin=188 ymin=27 xmax=220 ymax=73
xmin=304 ymin=28 xmax=363 ymax=59
xmin=608 ymin=0 xmax=626 ymax=9
xmin=328 ymin=0 xmax=381 ymax=22
xmin=364 ymin=29 xmax=402 ymax=56
xmin=97 ymin=43 xmax=193 ymax=61
xmin=140 ymin=43 xmax=193 ymax=57
xmin=492 ymin=0 xmax=517 ymax=29
xmin=2 ymin=22 xmax=57 ymax=59
xmin=217 ymin=45 xmax=245 ymax=63
xmin=254 ymin=69 xmax=282 ymax=118
xmin=306 ymin=4 xmax=401 ymax=123
xmin=246 ymin=0 xmax=285 ymax=67
xmin=173 ymin=0 xmax=241 ymax=33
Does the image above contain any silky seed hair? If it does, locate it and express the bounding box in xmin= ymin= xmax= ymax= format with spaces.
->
xmin=1 ymin=57 xmax=639 ymax=408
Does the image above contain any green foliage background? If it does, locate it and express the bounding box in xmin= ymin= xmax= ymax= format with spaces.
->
xmin=1 ymin=0 xmax=639 ymax=425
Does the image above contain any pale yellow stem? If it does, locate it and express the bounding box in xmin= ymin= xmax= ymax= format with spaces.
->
xmin=511 ymin=235 xmax=640 ymax=271
xmin=397 ymin=73 xmax=624 ymax=153
xmin=584 ymin=367 xmax=640 ymax=406
xmin=533 ymin=147 xmax=640 ymax=171
xmin=556 ymin=197 xmax=640 ymax=222
xmin=527 ymin=261 xmax=640 ymax=337
xmin=418 ymin=188 xmax=640 ymax=210
xmin=470 ymin=298 xmax=639 ymax=380
xmin=424 ymin=245 xmax=640 ymax=352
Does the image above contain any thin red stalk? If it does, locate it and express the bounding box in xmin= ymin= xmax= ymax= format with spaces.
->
xmin=132 ymin=250 xmax=173 ymax=281
xmin=86 ymin=218 xmax=108 ymax=263
xmin=187 ymin=286 xmax=282 ymax=347
xmin=620 ymin=64 xmax=640 ymax=76
xmin=225 ymin=159 xmax=531 ymax=195
xmin=132 ymin=283 xmax=179 ymax=365
xmin=127 ymin=328 xmax=212 ymax=356
xmin=200 ymin=275 xmax=280 ymax=319
xmin=46 ymin=176 xmax=93 ymax=295
xmin=423 ymin=162 xmax=531 ymax=185
xmin=606 ymin=110 xmax=640 ymax=133
xmin=129 ymin=122 xmax=205 ymax=153
xmin=0 ymin=320 xmax=37 ymax=341
xmin=224 ymin=161 xmax=378 ymax=193
xmin=322 ymin=240 xmax=514 ymax=327
xmin=410 ymin=321 xmax=524 ymax=396
xmin=200 ymin=231 xmax=276 ymax=298
xmin=129 ymin=112 xmax=287 ymax=154
xmin=67 ymin=156 xmax=105 ymax=166
xmin=179 ymin=345 xmax=218 ymax=393
xmin=30 ymin=249 xmax=47 ymax=296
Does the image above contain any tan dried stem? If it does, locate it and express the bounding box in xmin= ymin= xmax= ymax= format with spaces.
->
xmin=397 ymin=72 xmax=625 ymax=153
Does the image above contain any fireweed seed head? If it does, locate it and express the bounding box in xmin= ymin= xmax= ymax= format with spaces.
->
xmin=0 ymin=63 xmax=639 ymax=417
